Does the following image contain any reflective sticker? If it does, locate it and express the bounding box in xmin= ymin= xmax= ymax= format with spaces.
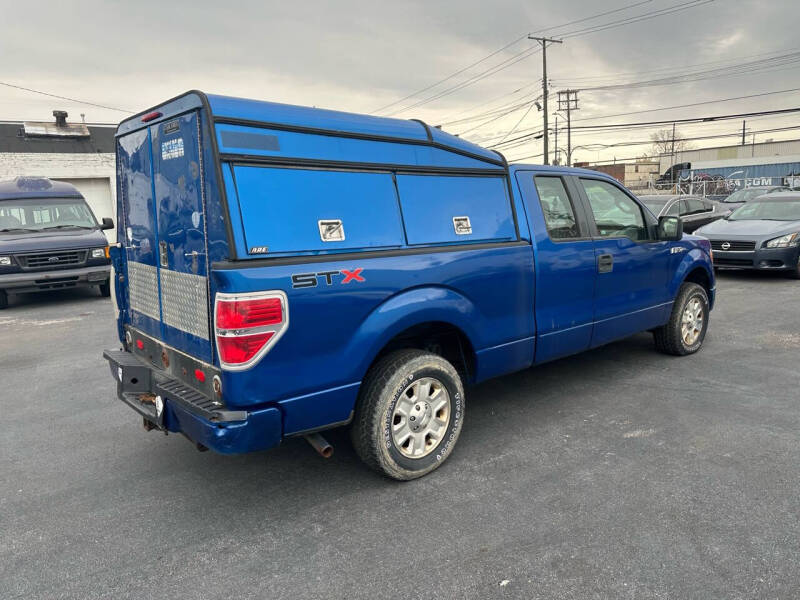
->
xmin=318 ymin=219 xmax=345 ymax=242
xmin=453 ymin=216 xmax=472 ymax=235
xmin=161 ymin=138 xmax=184 ymax=160
xmin=191 ymin=211 xmax=201 ymax=229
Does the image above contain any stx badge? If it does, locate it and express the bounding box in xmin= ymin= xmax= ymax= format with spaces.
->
xmin=291 ymin=268 xmax=365 ymax=288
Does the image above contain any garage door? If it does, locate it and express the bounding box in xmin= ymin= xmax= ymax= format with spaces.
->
xmin=54 ymin=177 xmax=116 ymax=242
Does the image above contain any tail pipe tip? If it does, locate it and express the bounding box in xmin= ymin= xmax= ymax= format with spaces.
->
xmin=304 ymin=432 xmax=334 ymax=459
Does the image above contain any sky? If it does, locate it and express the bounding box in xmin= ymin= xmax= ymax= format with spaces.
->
xmin=1 ymin=0 xmax=799 ymax=164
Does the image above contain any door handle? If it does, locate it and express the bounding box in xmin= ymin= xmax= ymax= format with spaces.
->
xmin=597 ymin=253 xmax=613 ymax=274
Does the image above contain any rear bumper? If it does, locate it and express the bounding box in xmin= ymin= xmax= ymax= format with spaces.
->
xmin=714 ymin=246 xmax=800 ymax=271
xmin=0 ymin=265 xmax=110 ymax=292
xmin=103 ymin=349 xmax=282 ymax=454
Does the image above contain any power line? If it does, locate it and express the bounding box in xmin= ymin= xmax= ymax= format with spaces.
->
xmin=0 ymin=81 xmax=131 ymax=113
xmin=457 ymin=45 xmax=799 ymax=137
xmin=563 ymin=124 xmax=800 ymax=150
xmin=405 ymin=0 xmax=713 ymax=124
xmin=569 ymin=86 xmax=800 ymax=124
xmin=494 ymin=100 xmax=540 ymax=145
xmin=489 ymin=85 xmax=800 ymax=145
xmin=381 ymin=45 xmax=543 ymax=117
xmin=491 ymin=107 xmax=800 ymax=158
xmin=390 ymin=0 xmax=710 ymax=117
xmin=575 ymin=50 xmax=800 ymax=92
xmin=556 ymin=0 xmax=713 ymax=39
xmin=551 ymin=46 xmax=798 ymax=84
xmin=455 ymin=98 xmax=540 ymax=136
xmin=439 ymin=92 xmax=538 ymax=126
xmin=370 ymin=0 xmax=657 ymax=115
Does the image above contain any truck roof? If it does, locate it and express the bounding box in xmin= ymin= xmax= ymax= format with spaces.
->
xmin=0 ymin=177 xmax=83 ymax=201
xmin=117 ymin=90 xmax=503 ymax=167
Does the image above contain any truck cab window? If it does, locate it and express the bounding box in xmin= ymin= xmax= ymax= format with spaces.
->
xmin=580 ymin=179 xmax=647 ymax=241
xmin=534 ymin=176 xmax=580 ymax=239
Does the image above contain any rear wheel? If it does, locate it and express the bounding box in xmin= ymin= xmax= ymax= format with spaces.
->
xmin=654 ymin=282 xmax=709 ymax=356
xmin=98 ymin=281 xmax=111 ymax=297
xmin=351 ymin=349 xmax=464 ymax=480
xmin=0 ymin=290 xmax=7 ymax=309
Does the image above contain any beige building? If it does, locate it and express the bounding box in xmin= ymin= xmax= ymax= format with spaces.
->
xmin=574 ymin=160 xmax=661 ymax=187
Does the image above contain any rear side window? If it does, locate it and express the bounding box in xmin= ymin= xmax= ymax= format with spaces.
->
xmin=684 ymin=198 xmax=708 ymax=215
xmin=533 ymin=176 xmax=580 ymax=239
xmin=232 ymin=166 xmax=405 ymax=254
xmin=580 ymin=178 xmax=648 ymax=241
xmin=395 ymin=175 xmax=514 ymax=245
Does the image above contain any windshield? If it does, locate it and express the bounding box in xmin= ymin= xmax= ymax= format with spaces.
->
xmin=729 ymin=200 xmax=800 ymax=221
xmin=723 ymin=188 xmax=774 ymax=203
xmin=0 ymin=197 xmax=97 ymax=232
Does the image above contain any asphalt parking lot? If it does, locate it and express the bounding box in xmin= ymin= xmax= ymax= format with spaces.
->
xmin=1 ymin=272 xmax=798 ymax=600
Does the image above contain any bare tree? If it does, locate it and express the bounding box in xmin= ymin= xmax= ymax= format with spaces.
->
xmin=650 ymin=128 xmax=693 ymax=157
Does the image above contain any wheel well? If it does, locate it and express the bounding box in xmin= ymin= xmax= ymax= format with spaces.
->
xmin=369 ymin=322 xmax=476 ymax=383
xmin=684 ymin=266 xmax=711 ymax=295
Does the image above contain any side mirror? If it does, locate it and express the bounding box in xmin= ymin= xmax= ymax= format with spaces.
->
xmin=100 ymin=217 xmax=115 ymax=230
xmin=658 ymin=215 xmax=683 ymax=241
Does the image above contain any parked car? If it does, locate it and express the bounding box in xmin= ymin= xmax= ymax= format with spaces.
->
xmin=639 ymin=194 xmax=730 ymax=233
xmin=719 ymin=185 xmax=786 ymax=210
xmin=695 ymin=192 xmax=800 ymax=278
xmin=0 ymin=177 xmax=113 ymax=309
xmin=103 ymin=91 xmax=715 ymax=480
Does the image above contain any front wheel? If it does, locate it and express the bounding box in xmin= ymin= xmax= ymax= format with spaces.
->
xmin=351 ymin=349 xmax=465 ymax=480
xmin=98 ymin=281 xmax=111 ymax=297
xmin=787 ymin=256 xmax=800 ymax=280
xmin=0 ymin=290 xmax=7 ymax=309
xmin=653 ymin=282 xmax=709 ymax=356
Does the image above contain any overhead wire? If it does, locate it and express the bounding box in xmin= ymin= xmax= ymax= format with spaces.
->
xmin=377 ymin=0 xmax=711 ymax=117
xmin=0 ymin=81 xmax=131 ymax=113
xmin=370 ymin=0 xmax=658 ymax=115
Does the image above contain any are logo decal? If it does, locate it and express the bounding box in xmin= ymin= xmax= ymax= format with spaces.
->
xmin=291 ymin=268 xmax=365 ymax=288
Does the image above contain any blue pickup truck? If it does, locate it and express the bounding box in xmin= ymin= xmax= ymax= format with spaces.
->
xmin=104 ymin=91 xmax=715 ymax=480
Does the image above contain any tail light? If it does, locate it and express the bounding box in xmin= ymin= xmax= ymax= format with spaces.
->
xmin=214 ymin=291 xmax=288 ymax=370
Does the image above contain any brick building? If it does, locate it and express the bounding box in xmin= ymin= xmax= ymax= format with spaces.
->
xmin=0 ymin=111 xmax=116 ymax=241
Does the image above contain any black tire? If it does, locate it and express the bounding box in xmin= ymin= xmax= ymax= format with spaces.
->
xmin=351 ymin=349 xmax=465 ymax=481
xmin=653 ymin=282 xmax=709 ymax=356
xmin=99 ymin=281 xmax=111 ymax=297
xmin=0 ymin=290 xmax=7 ymax=309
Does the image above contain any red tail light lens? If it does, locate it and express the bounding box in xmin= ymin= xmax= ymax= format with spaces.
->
xmin=214 ymin=292 xmax=288 ymax=370
xmin=217 ymin=332 xmax=276 ymax=365
xmin=215 ymin=297 xmax=282 ymax=329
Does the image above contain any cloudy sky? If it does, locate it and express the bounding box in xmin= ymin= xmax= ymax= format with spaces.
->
xmin=1 ymin=0 xmax=798 ymax=163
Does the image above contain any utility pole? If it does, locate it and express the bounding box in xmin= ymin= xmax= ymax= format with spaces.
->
xmin=557 ymin=89 xmax=579 ymax=166
xmin=528 ymin=35 xmax=562 ymax=165
xmin=741 ymin=120 xmax=746 ymax=146
xmin=554 ymin=116 xmax=559 ymax=165
xmin=670 ymin=122 xmax=677 ymax=164
xmin=670 ymin=122 xmax=677 ymax=190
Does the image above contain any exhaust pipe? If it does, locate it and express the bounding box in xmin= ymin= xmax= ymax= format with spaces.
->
xmin=304 ymin=433 xmax=333 ymax=458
